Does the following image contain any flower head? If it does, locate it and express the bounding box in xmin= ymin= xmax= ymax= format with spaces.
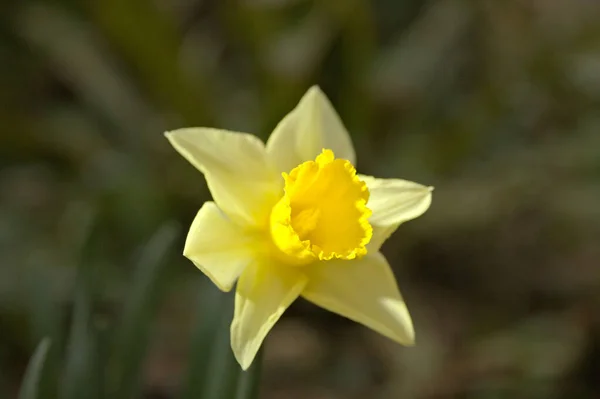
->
xmin=166 ymin=86 xmax=433 ymax=370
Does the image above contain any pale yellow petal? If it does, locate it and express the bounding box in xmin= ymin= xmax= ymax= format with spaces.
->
xmin=183 ymin=202 xmax=267 ymax=292
xmin=266 ymin=86 xmax=356 ymax=173
xmin=361 ymin=175 xmax=433 ymax=226
xmin=368 ymin=223 xmax=401 ymax=251
xmin=166 ymin=128 xmax=282 ymax=227
xmin=302 ymin=252 xmax=414 ymax=345
xmin=231 ymin=261 xmax=308 ymax=370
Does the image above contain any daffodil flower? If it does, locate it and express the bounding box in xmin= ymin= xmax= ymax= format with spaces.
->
xmin=166 ymin=86 xmax=433 ymax=370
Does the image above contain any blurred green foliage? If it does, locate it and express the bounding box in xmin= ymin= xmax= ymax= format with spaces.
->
xmin=1 ymin=0 xmax=600 ymax=398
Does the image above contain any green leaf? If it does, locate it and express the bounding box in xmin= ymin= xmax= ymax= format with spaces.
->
xmin=178 ymin=283 xmax=224 ymax=399
xmin=179 ymin=283 xmax=238 ymax=399
xmin=59 ymin=264 xmax=99 ymax=399
xmin=24 ymin=265 xmax=64 ymax=399
xmin=58 ymin=202 xmax=99 ymax=399
xmin=18 ymin=338 xmax=52 ymax=399
xmin=108 ymin=221 xmax=180 ymax=399
xmin=179 ymin=282 xmax=263 ymax=399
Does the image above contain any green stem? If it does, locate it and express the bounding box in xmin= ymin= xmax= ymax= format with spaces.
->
xmin=234 ymin=348 xmax=263 ymax=399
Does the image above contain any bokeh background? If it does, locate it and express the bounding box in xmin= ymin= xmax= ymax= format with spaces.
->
xmin=2 ymin=0 xmax=600 ymax=398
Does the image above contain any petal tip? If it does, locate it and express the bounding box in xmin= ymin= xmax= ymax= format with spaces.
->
xmin=404 ymin=326 xmax=416 ymax=346
xmin=239 ymin=359 xmax=251 ymax=371
xmin=305 ymin=85 xmax=329 ymax=104
xmin=395 ymin=324 xmax=415 ymax=347
xmin=230 ymin=327 xmax=253 ymax=371
xmin=164 ymin=130 xmax=178 ymax=146
xmin=307 ymin=84 xmax=323 ymax=94
xmin=233 ymin=348 xmax=251 ymax=371
xmin=164 ymin=129 xmax=181 ymax=138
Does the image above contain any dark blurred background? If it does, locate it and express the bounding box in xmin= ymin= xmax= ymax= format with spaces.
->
xmin=2 ymin=0 xmax=600 ymax=398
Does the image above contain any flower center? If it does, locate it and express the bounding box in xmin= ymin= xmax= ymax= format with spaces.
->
xmin=270 ymin=149 xmax=372 ymax=264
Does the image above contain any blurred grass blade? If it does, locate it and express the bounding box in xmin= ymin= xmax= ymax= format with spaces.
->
xmin=109 ymin=221 xmax=180 ymax=399
xmin=57 ymin=202 xmax=98 ymax=399
xmin=60 ymin=263 xmax=99 ymax=399
xmin=179 ymin=283 xmax=241 ymax=399
xmin=178 ymin=283 xmax=223 ymax=399
xmin=25 ymin=264 xmax=64 ymax=399
xmin=234 ymin=349 xmax=263 ymax=399
xmin=18 ymin=338 xmax=51 ymax=399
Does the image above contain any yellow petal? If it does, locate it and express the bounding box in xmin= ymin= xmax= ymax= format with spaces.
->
xmin=231 ymin=260 xmax=307 ymax=370
xmin=166 ymin=128 xmax=282 ymax=227
xmin=360 ymin=175 xmax=433 ymax=226
xmin=302 ymin=252 xmax=414 ymax=345
xmin=183 ymin=202 xmax=267 ymax=292
xmin=266 ymin=86 xmax=356 ymax=173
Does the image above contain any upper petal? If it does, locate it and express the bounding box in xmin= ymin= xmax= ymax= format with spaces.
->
xmin=361 ymin=175 xmax=433 ymax=226
xmin=266 ymin=86 xmax=356 ymax=173
xmin=184 ymin=201 xmax=267 ymax=292
xmin=231 ymin=261 xmax=307 ymax=370
xmin=166 ymin=128 xmax=282 ymax=227
xmin=302 ymin=252 xmax=414 ymax=345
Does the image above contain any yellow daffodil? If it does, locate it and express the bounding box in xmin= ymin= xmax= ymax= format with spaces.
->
xmin=166 ymin=86 xmax=433 ymax=370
